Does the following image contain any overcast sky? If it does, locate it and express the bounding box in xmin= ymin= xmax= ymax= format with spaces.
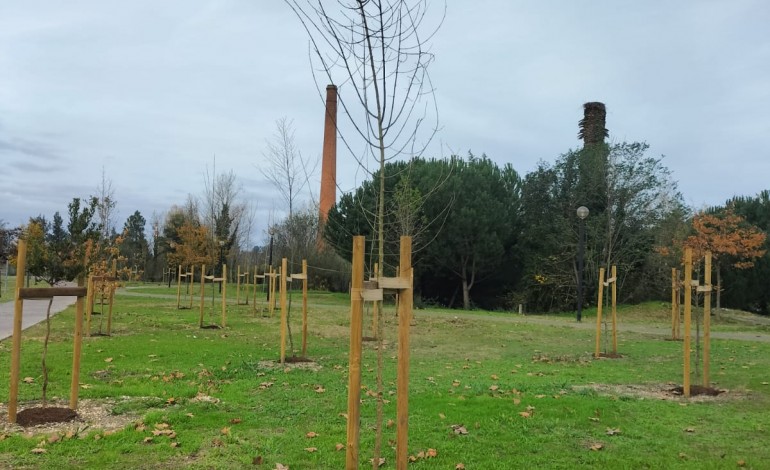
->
xmin=2 ymin=1 xmax=768 ymax=246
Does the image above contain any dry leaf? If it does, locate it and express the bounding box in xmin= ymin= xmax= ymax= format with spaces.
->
xmin=23 ymin=377 xmax=35 ymax=384
xmin=304 ymin=447 xmax=317 ymax=453
xmin=456 ymin=464 xmax=466 ymax=470
xmin=737 ymin=460 xmax=747 ymax=467
xmin=606 ymin=428 xmax=621 ymax=436
xmin=490 ymin=374 xmax=499 ymax=380
xmin=684 ymin=427 xmax=695 ymax=433
xmin=335 ymin=443 xmax=345 ymax=451
xmin=253 ymin=456 xmax=264 ymax=465
xmin=166 ymin=397 xmax=176 ymax=405
xmin=369 ymin=457 xmax=385 ymax=467
xmin=170 ymin=442 xmax=180 ymax=448
xmin=155 ymin=423 xmax=169 ymax=430
xmin=589 ymin=417 xmax=600 ymax=422
xmin=439 ymin=413 xmax=446 ymax=420
xmin=48 ymin=434 xmax=61 ymax=444
xmin=451 ymin=424 xmax=468 ymax=435
xmin=275 ymin=464 xmax=289 ymax=470
xmin=386 ymin=419 xmax=395 ymax=428
xmin=221 ymin=427 xmax=231 ymax=436
xmin=314 ymin=385 xmax=326 ymax=393
xmin=426 ymin=448 xmax=437 ymax=458
xmin=519 ymin=411 xmax=531 ymax=418
xmin=104 ymin=357 xmax=113 ymax=363
xmin=489 ymin=385 xmax=499 ymax=391
xmin=589 ymin=443 xmax=603 ymax=451
xmin=513 ymin=398 xmax=522 ymax=405
xmin=306 ymin=431 xmax=318 ymax=438
xmin=211 ymin=438 xmax=224 ymax=447
xmin=30 ymin=448 xmax=46 ymax=454
xmin=230 ymin=418 xmax=242 ymax=424
xmin=143 ymin=437 xmax=153 ymax=444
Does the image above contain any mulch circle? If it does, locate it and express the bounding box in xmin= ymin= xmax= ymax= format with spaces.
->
xmin=16 ymin=407 xmax=79 ymax=427
xmin=200 ymin=324 xmax=221 ymax=329
xmin=596 ymin=352 xmax=624 ymax=359
xmin=282 ymin=356 xmax=314 ymax=364
xmin=670 ymin=385 xmax=725 ymax=397
xmin=362 ymin=336 xmax=377 ymax=342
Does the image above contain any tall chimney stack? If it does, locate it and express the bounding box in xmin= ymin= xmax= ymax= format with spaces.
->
xmin=578 ymin=102 xmax=608 ymax=146
xmin=319 ymin=85 xmax=338 ymax=225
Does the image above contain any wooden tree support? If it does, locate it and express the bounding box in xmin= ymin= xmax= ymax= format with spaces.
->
xmin=594 ymin=265 xmax=618 ymax=358
xmin=9 ymin=240 xmax=88 ymax=423
xmin=176 ymin=265 xmax=195 ymax=310
xmin=681 ymin=250 xmax=713 ymax=396
xmin=251 ymin=272 xmax=267 ymax=315
xmin=279 ymin=259 xmax=288 ymax=364
xmin=86 ymin=274 xmax=118 ymax=336
xmin=346 ymin=236 xmax=413 ymax=470
xmin=236 ymin=266 xmax=250 ymax=305
xmin=197 ymin=264 xmax=227 ymax=328
xmin=287 ymin=260 xmax=309 ymax=357
xmin=671 ymin=268 xmax=681 ymax=340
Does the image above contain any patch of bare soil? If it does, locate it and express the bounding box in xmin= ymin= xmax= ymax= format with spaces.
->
xmin=16 ymin=407 xmax=77 ymax=427
xmin=0 ymin=398 xmax=146 ymax=438
xmin=574 ymin=382 xmax=737 ymax=402
xmin=200 ymin=324 xmax=221 ymax=330
xmin=595 ymin=352 xmax=624 ymax=359
xmin=258 ymin=359 xmax=323 ymax=372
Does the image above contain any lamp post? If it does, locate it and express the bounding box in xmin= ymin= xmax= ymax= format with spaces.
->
xmin=576 ymin=206 xmax=589 ymax=322
xmin=218 ymin=239 xmax=226 ymax=293
xmin=266 ymin=227 xmax=274 ymax=302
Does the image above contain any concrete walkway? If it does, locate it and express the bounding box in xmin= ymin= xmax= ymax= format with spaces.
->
xmin=0 ymin=288 xmax=78 ymax=341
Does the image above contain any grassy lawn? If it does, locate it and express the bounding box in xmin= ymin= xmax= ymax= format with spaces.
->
xmin=0 ymin=286 xmax=768 ymax=469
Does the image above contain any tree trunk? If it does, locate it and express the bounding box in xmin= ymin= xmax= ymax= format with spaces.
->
xmin=462 ymin=278 xmax=471 ymax=311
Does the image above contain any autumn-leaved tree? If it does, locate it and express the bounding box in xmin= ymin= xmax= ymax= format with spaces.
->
xmin=684 ymin=207 xmax=767 ymax=308
xmin=168 ymin=222 xmax=214 ymax=271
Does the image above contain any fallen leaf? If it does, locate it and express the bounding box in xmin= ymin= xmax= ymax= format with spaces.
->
xmin=513 ymin=398 xmax=522 ymax=405
xmin=589 ymin=417 xmax=600 ymax=422
xmin=143 ymin=437 xmax=153 ymax=444
xmin=426 ymin=448 xmax=437 ymax=458
xmin=30 ymin=448 xmax=46 ymax=454
xmin=23 ymin=377 xmax=35 ymax=384
xmin=306 ymin=431 xmax=318 ymax=438
xmin=275 ymin=464 xmax=289 ymax=470
xmin=737 ymin=460 xmax=747 ymax=467
xmin=166 ymin=397 xmax=176 ymax=405
xmin=104 ymin=357 xmax=113 ymax=363
xmin=439 ymin=413 xmax=446 ymax=420
xmin=185 ymin=413 xmax=195 ymax=418
xmin=221 ymin=427 xmax=231 ymax=435
xmin=304 ymin=447 xmax=317 ymax=453
xmin=369 ymin=457 xmax=385 ymax=467
xmin=253 ymin=456 xmax=263 ymax=465
xmin=451 ymin=424 xmax=468 ymax=435
xmin=490 ymin=374 xmax=499 ymax=380
xmin=47 ymin=434 xmax=61 ymax=444
xmin=335 ymin=443 xmax=345 ymax=451
xmin=314 ymin=385 xmax=326 ymax=393
xmin=684 ymin=427 xmax=695 ymax=433
xmin=387 ymin=419 xmax=395 ymax=428
xmin=211 ymin=438 xmax=224 ymax=447
xmin=519 ymin=411 xmax=531 ymax=418
xmin=489 ymin=385 xmax=499 ymax=391
xmin=170 ymin=442 xmax=180 ymax=448
xmin=456 ymin=464 xmax=466 ymax=470
xmin=230 ymin=418 xmax=242 ymax=424
xmin=155 ymin=423 xmax=169 ymax=430
xmin=589 ymin=443 xmax=603 ymax=451
xmin=606 ymin=428 xmax=621 ymax=436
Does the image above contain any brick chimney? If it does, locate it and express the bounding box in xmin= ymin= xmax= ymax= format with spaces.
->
xmin=319 ymin=84 xmax=337 ymax=225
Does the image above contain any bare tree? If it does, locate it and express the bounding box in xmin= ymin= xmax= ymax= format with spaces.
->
xmin=94 ymin=166 xmax=117 ymax=240
xmin=285 ymin=0 xmax=444 ymax=278
xmin=262 ymin=117 xmax=317 ymax=220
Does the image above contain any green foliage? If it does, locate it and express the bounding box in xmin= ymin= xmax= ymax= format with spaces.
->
xmin=520 ymin=142 xmax=684 ymax=311
xmin=120 ymin=211 xmax=149 ymax=276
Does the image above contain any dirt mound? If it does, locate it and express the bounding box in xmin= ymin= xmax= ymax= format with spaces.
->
xmin=16 ymin=407 xmax=78 ymax=427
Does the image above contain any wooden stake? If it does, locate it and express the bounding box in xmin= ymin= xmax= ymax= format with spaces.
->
xmin=671 ymin=268 xmax=678 ymax=340
xmin=189 ymin=265 xmax=195 ymax=309
xmin=85 ymin=273 xmax=95 ymax=337
xmin=301 ymin=259 xmax=308 ymax=357
xmin=611 ymin=265 xmax=618 ymax=355
xmin=236 ymin=265 xmax=241 ymax=305
xmin=594 ymin=267 xmax=605 ymax=358
xmin=176 ymin=265 xmax=182 ymax=308
xmin=106 ymin=280 xmax=115 ymax=336
xmin=703 ymin=251 xmax=712 ymax=387
xmin=372 ymin=262 xmax=379 ymax=339
xmin=346 ymin=236 xmax=365 ymax=469
xmin=396 ymin=236 xmax=413 ymax=470
xmin=9 ymin=239 xmax=27 ymax=423
xmin=221 ymin=264 xmax=227 ymax=328
xmin=280 ymin=259 xmax=287 ymax=364
xmin=69 ymin=275 xmax=85 ymax=410
xmin=683 ymin=248 xmax=693 ymax=398
xmin=199 ymin=264 xmax=206 ymax=328
xmin=269 ymin=267 xmax=276 ymax=318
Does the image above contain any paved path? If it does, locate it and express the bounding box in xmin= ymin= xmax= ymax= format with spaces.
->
xmin=0 ymin=286 xmax=78 ymax=341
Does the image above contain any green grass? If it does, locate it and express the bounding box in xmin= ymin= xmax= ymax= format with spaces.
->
xmin=0 ymin=289 xmax=769 ymax=469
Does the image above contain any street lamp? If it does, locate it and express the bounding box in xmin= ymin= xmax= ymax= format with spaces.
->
xmin=218 ymin=239 xmax=226 ymax=293
xmin=576 ymin=206 xmax=589 ymax=322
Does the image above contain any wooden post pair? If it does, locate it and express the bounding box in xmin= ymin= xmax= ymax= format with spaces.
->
xmin=346 ymin=236 xmax=413 ymax=470
xmin=197 ymin=264 xmax=227 ymax=328
xmin=8 ymin=239 xmax=88 ymax=423
xmin=176 ymin=265 xmax=195 ymax=309
xmin=278 ymin=259 xmax=309 ymax=363
xmin=594 ymin=265 xmax=618 ymax=358
xmin=682 ymin=248 xmax=713 ymax=398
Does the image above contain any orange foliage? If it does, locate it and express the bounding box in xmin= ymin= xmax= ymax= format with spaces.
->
xmin=684 ymin=208 xmax=766 ymax=269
